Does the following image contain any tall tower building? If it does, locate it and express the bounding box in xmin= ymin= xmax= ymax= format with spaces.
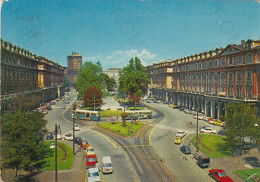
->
xmin=67 ymin=52 xmax=82 ymax=85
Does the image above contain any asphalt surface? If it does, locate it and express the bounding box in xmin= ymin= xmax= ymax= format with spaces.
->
xmin=43 ymin=89 xmax=135 ymax=182
xmin=146 ymin=101 xmax=243 ymax=182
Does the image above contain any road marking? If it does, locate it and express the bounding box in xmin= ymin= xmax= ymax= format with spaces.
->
xmin=90 ymin=129 xmax=118 ymax=148
xmin=122 ymin=145 xmax=152 ymax=148
xmin=148 ymin=106 xmax=167 ymax=146
xmin=61 ymin=99 xmax=77 ymax=124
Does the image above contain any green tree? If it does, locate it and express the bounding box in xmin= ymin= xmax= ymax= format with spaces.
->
xmin=101 ymin=73 xmax=116 ymax=91
xmin=64 ymin=75 xmax=71 ymax=88
xmin=76 ymin=62 xmax=103 ymax=97
xmin=83 ymin=85 xmax=103 ymax=109
xmin=119 ymin=57 xmax=150 ymax=108
xmin=224 ymin=102 xmax=260 ymax=151
xmin=1 ymin=110 xmax=47 ymax=176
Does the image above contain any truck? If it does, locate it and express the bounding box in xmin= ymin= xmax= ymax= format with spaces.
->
xmin=197 ymin=154 xmax=210 ymax=168
xmin=199 ymin=126 xmax=217 ymax=134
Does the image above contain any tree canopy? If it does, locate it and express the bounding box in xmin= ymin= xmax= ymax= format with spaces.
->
xmin=119 ymin=57 xmax=150 ymax=104
xmin=76 ymin=62 xmax=103 ymax=97
xmin=224 ymin=102 xmax=260 ymax=149
xmin=1 ymin=110 xmax=47 ymax=174
xmin=101 ymin=73 xmax=116 ymax=91
xmin=83 ymin=85 xmax=103 ymax=109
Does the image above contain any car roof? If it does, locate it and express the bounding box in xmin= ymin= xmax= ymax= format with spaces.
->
xmin=102 ymin=156 xmax=112 ymax=163
xmin=87 ymin=146 xmax=94 ymax=149
xmin=212 ymin=169 xmax=225 ymax=173
xmin=87 ymin=154 xmax=96 ymax=158
xmin=88 ymin=167 xmax=99 ymax=173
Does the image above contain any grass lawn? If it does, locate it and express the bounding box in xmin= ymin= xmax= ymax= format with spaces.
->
xmin=192 ymin=134 xmax=233 ymax=158
xmin=234 ymin=169 xmax=260 ymax=182
xmin=128 ymin=107 xmax=144 ymax=110
xmin=42 ymin=141 xmax=74 ymax=170
xmin=100 ymin=110 xmax=123 ymax=116
xmin=99 ymin=122 xmax=145 ymax=136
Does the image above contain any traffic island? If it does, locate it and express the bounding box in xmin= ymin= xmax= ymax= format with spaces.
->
xmin=99 ymin=122 xmax=145 ymax=137
xmin=42 ymin=141 xmax=74 ymax=170
xmin=192 ymin=134 xmax=233 ymax=158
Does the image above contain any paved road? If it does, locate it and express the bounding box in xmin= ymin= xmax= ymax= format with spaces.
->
xmin=44 ymin=90 xmax=135 ymax=182
xmin=147 ymin=102 xmax=220 ymax=182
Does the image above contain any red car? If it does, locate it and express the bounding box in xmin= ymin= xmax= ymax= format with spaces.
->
xmin=208 ymin=118 xmax=214 ymax=122
xmin=80 ymin=140 xmax=89 ymax=150
xmin=86 ymin=154 xmax=97 ymax=168
xmin=209 ymin=169 xmax=233 ymax=182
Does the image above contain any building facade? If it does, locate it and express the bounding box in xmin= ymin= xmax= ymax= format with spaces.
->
xmin=67 ymin=52 xmax=82 ymax=85
xmin=0 ymin=39 xmax=64 ymax=111
xmin=37 ymin=56 xmax=64 ymax=102
xmin=104 ymin=68 xmax=122 ymax=90
xmin=148 ymin=40 xmax=260 ymax=118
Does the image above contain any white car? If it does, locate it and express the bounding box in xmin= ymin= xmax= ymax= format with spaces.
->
xmin=200 ymin=126 xmax=217 ymax=134
xmin=74 ymin=125 xmax=80 ymax=131
xmin=88 ymin=167 xmax=100 ymax=182
xmin=64 ymin=133 xmax=73 ymax=141
xmin=176 ymin=130 xmax=186 ymax=138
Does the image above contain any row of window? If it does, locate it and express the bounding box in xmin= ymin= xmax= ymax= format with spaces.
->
xmin=177 ymin=54 xmax=253 ymax=72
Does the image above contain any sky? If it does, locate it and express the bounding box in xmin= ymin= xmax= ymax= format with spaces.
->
xmin=1 ymin=0 xmax=260 ymax=70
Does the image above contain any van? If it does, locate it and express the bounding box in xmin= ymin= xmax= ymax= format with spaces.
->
xmin=197 ymin=154 xmax=210 ymax=168
xmin=101 ymin=156 xmax=113 ymax=174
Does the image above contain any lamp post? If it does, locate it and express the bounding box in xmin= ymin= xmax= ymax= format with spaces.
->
xmin=73 ymin=104 xmax=76 ymax=155
xmin=196 ymin=101 xmax=199 ymax=151
xmin=55 ymin=124 xmax=58 ymax=182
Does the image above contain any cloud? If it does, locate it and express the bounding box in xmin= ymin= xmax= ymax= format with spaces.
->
xmin=83 ymin=49 xmax=158 ymax=70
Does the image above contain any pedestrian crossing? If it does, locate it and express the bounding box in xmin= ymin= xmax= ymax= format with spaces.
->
xmin=150 ymin=123 xmax=195 ymax=134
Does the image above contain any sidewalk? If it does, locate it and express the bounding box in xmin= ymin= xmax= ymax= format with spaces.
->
xmin=184 ymin=134 xmax=255 ymax=182
xmin=32 ymin=141 xmax=86 ymax=182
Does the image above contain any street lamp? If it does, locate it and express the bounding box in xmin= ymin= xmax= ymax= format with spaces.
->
xmin=196 ymin=100 xmax=199 ymax=151
xmin=73 ymin=104 xmax=76 ymax=155
xmin=55 ymin=124 xmax=58 ymax=182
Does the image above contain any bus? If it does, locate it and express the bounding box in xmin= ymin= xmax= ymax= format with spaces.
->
xmin=124 ymin=110 xmax=152 ymax=120
xmin=72 ymin=109 xmax=100 ymax=121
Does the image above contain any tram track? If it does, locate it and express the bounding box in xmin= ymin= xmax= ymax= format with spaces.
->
xmin=93 ymin=106 xmax=177 ymax=182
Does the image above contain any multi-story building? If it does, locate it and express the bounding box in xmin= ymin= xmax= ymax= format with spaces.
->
xmin=0 ymin=39 xmax=64 ymax=110
xmin=37 ymin=56 xmax=64 ymax=102
xmin=67 ymin=52 xmax=82 ymax=85
xmin=104 ymin=68 xmax=122 ymax=90
xmin=148 ymin=39 xmax=260 ymax=118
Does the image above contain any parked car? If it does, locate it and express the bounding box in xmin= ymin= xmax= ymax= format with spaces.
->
xmin=179 ymin=108 xmax=184 ymax=111
xmin=62 ymin=105 xmax=66 ymax=109
xmin=86 ymin=154 xmax=98 ymax=168
xmin=74 ymin=137 xmax=83 ymax=145
xmin=197 ymin=154 xmax=210 ymax=168
xmin=42 ymin=110 xmax=48 ymax=114
xmin=74 ymin=125 xmax=80 ymax=131
xmin=87 ymin=167 xmax=100 ymax=182
xmin=207 ymin=117 xmax=214 ymax=122
xmin=184 ymin=109 xmax=190 ymax=114
xmin=146 ymin=100 xmax=151 ymax=103
xmin=46 ymin=105 xmax=52 ymax=110
xmin=163 ymin=101 xmax=168 ymax=104
xmin=157 ymin=100 xmax=163 ymax=103
xmin=213 ymin=120 xmax=222 ymax=126
xmin=46 ymin=132 xmax=53 ymax=140
xmin=64 ymin=133 xmax=73 ymax=141
xmin=199 ymin=126 xmax=217 ymax=134
xmin=209 ymin=169 xmax=233 ymax=182
xmin=85 ymin=146 xmax=95 ymax=156
xmin=101 ymin=156 xmax=113 ymax=174
xmin=80 ymin=140 xmax=90 ymax=150
xmin=180 ymin=145 xmax=191 ymax=154
xmin=176 ymin=130 xmax=186 ymax=138
xmin=174 ymin=136 xmax=182 ymax=144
